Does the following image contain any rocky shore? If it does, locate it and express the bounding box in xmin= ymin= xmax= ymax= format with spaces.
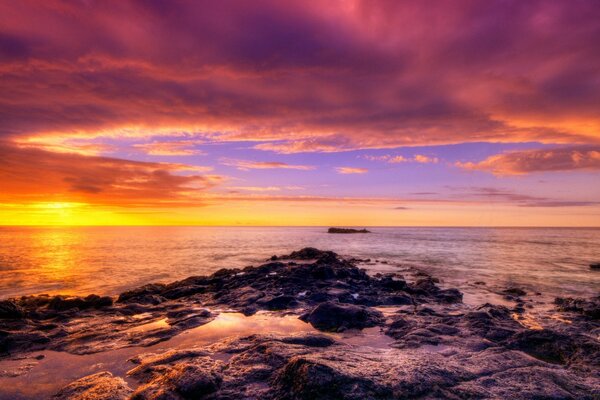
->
xmin=1 ymin=248 xmax=599 ymax=399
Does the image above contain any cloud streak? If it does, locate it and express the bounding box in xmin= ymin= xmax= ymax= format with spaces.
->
xmin=456 ymin=146 xmax=600 ymax=175
xmin=220 ymin=158 xmax=315 ymax=171
xmin=336 ymin=167 xmax=368 ymax=174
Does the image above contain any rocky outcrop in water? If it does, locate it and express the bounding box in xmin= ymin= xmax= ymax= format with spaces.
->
xmin=327 ymin=227 xmax=370 ymax=234
xmin=0 ymin=248 xmax=455 ymax=357
xmin=1 ymin=248 xmax=599 ymax=399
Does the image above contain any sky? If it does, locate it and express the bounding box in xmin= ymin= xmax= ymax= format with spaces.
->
xmin=1 ymin=0 xmax=599 ymax=226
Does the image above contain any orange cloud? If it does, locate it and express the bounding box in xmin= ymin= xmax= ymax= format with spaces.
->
xmin=336 ymin=167 xmax=368 ymax=174
xmin=1 ymin=1 xmax=599 ymax=153
xmin=456 ymin=146 xmax=600 ymax=175
xmin=133 ymin=141 xmax=204 ymax=156
xmin=219 ymin=158 xmax=315 ymax=171
xmin=0 ymin=142 xmax=223 ymax=207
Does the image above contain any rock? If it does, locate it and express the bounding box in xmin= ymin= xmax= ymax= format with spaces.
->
xmin=272 ymin=356 xmax=381 ymax=400
xmin=286 ymin=247 xmax=334 ymax=260
xmin=502 ymin=287 xmax=527 ymax=297
xmin=131 ymin=362 xmax=222 ymax=399
xmin=507 ymin=329 xmax=600 ymax=368
xmin=262 ymin=295 xmax=298 ymax=310
xmin=464 ymin=304 xmax=519 ymax=342
xmin=279 ymin=334 xmax=336 ymax=348
xmin=117 ymin=284 xmax=166 ymax=303
xmin=554 ymin=296 xmax=600 ymax=320
xmin=436 ymin=288 xmax=463 ymax=303
xmin=53 ymin=371 xmax=132 ymax=400
xmin=48 ymin=295 xmax=113 ymax=311
xmin=0 ymin=299 xmax=24 ymax=319
xmin=590 ymin=263 xmax=600 ymax=270
xmin=327 ymin=227 xmax=370 ymax=234
xmin=300 ymin=302 xmax=383 ymax=331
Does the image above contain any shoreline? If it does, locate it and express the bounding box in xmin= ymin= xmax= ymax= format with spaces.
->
xmin=0 ymin=248 xmax=598 ymax=399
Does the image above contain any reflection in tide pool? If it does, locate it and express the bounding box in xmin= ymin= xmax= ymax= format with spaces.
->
xmin=0 ymin=312 xmax=315 ymax=399
xmin=0 ymin=226 xmax=599 ymax=301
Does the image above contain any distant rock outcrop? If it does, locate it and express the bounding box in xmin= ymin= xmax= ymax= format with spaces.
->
xmin=327 ymin=227 xmax=370 ymax=234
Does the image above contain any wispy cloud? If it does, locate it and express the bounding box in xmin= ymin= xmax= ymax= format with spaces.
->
xmin=220 ymin=158 xmax=315 ymax=171
xmin=456 ymin=146 xmax=600 ymax=175
xmin=336 ymin=167 xmax=368 ymax=174
xmin=227 ymin=185 xmax=306 ymax=192
xmin=133 ymin=141 xmax=204 ymax=156
xmin=364 ymin=154 xmax=439 ymax=164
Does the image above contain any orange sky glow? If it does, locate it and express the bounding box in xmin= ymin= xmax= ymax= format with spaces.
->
xmin=1 ymin=0 xmax=599 ymax=226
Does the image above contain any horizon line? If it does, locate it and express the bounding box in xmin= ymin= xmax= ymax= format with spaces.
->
xmin=1 ymin=225 xmax=600 ymax=229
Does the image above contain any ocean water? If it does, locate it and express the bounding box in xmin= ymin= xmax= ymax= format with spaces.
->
xmin=0 ymin=226 xmax=598 ymax=303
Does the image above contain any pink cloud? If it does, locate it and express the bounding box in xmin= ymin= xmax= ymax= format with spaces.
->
xmin=132 ymin=141 xmax=204 ymax=156
xmin=336 ymin=167 xmax=368 ymax=174
xmin=456 ymin=146 xmax=600 ymax=175
xmin=219 ymin=158 xmax=315 ymax=171
xmin=0 ymin=0 xmax=599 ymax=152
xmin=364 ymin=154 xmax=439 ymax=163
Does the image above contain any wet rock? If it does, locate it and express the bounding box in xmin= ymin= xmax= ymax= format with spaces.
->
xmin=272 ymin=356 xmax=383 ymax=400
xmin=436 ymin=288 xmax=463 ymax=303
xmin=502 ymin=287 xmax=527 ymax=297
xmin=279 ymin=334 xmax=336 ymax=348
xmin=53 ymin=371 xmax=132 ymax=400
xmin=261 ymin=295 xmax=298 ymax=310
xmin=131 ymin=362 xmax=222 ymax=399
xmin=0 ymin=330 xmax=51 ymax=355
xmin=117 ymin=284 xmax=167 ymax=304
xmin=555 ymin=296 xmax=600 ymax=320
xmin=385 ymin=316 xmax=414 ymax=339
xmin=0 ymin=299 xmax=24 ymax=319
xmin=327 ymin=227 xmax=370 ymax=234
xmin=464 ymin=304 xmax=519 ymax=342
xmin=286 ymin=247 xmax=334 ymax=260
xmin=300 ymin=302 xmax=383 ymax=331
xmin=508 ymin=329 xmax=600 ymax=369
xmin=48 ymin=295 xmax=113 ymax=311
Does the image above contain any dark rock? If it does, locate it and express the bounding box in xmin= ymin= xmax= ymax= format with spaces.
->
xmin=300 ymin=302 xmax=384 ymax=331
xmin=117 ymin=284 xmax=166 ymax=303
xmin=53 ymin=371 xmax=132 ymax=400
xmin=48 ymin=295 xmax=113 ymax=311
xmin=464 ymin=304 xmax=519 ymax=342
xmin=262 ymin=295 xmax=298 ymax=310
xmin=385 ymin=316 xmax=414 ymax=339
xmin=554 ymin=296 xmax=600 ymax=320
xmin=272 ymin=356 xmax=381 ymax=400
xmin=436 ymin=288 xmax=463 ymax=303
xmin=287 ymin=247 xmax=335 ymax=260
xmin=0 ymin=300 xmax=24 ymax=319
xmin=327 ymin=227 xmax=370 ymax=234
xmin=131 ymin=360 xmax=222 ymax=399
xmin=508 ymin=329 xmax=600 ymax=368
xmin=502 ymin=287 xmax=527 ymax=297
xmin=279 ymin=334 xmax=336 ymax=348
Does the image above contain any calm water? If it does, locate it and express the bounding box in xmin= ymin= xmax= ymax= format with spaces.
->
xmin=0 ymin=227 xmax=599 ymax=302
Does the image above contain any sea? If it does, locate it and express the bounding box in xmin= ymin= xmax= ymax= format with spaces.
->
xmin=0 ymin=226 xmax=599 ymax=304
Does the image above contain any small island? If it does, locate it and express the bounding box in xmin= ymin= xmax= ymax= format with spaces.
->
xmin=328 ymin=227 xmax=371 ymax=234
